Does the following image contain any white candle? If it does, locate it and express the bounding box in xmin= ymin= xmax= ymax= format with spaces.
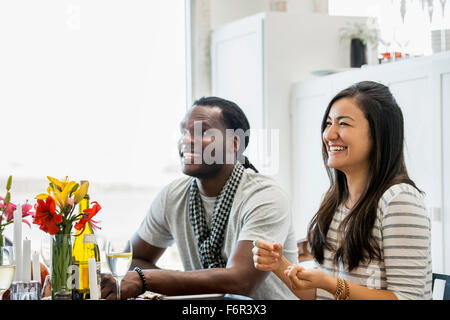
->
xmin=88 ymin=258 xmax=99 ymax=300
xmin=13 ymin=205 xmax=23 ymax=282
xmin=32 ymin=251 xmax=41 ymax=283
xmin=23 ymin=239 xmax=31 ymax=282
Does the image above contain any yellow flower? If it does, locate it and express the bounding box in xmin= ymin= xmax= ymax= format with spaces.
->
xmin=46 ymin=176 xmax=80 ymax=209
xmin=61 ymin=181 xmax=77 ymax=204
xmin=50 ymin=186 xmax=64 ymax=208
xmin=74 ymin=181 xmax=89 ymax=204
xmin=44 ymin=176 xmax=89 ymax=211
xmin=47 ymin=176 xmax=64 ymax=191
xmin=35 ymin=193 xmax=49 ymax=200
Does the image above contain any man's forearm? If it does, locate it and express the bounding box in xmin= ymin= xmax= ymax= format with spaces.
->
xmin=141 ymin=267 xmax=254 ymax=297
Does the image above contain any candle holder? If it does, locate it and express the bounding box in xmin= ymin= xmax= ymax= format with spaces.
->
xmin=10 ymin=281 xmax=41 ymax=300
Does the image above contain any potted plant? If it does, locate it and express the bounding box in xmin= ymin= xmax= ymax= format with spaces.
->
xmin=339 ymin=21 xmax=380 ymax=68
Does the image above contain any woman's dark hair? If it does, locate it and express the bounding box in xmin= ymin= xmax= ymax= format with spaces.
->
xmin=307 ymin=81 xmax=421 ymax=271
xmin=192 ymin=96 xmax=258 ymax=173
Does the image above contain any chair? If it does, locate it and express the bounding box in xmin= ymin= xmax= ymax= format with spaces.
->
xmin=297 ymin=238 xmax=313 ymax=262
xmin=432 ymin=273 xmax=450 ymax=300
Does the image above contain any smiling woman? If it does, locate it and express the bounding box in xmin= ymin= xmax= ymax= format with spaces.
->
xmin=0 ymin=0 xmax=187 ymax=268
xmin=253 ymin=81 xmax=432 ymax=300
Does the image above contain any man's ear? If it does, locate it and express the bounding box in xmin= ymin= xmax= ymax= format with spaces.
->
xmin=233 ymin=135 xmax=240 ymax=154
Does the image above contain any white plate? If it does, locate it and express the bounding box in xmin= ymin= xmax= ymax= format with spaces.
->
xmin=162 ymin=293 xmax=252 ymax=300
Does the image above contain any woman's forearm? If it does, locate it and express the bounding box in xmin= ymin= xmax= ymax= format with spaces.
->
xmin=321 ymin=276 xmax=398 ymax=300
xmin=272 ymin=256 xmax=316 ymax=300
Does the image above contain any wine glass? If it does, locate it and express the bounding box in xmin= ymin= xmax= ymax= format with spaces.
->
xmin=40 ymin=235 xmax=52 ymax=294
xmin=0 ymin=246 xmax=15 ymax=300
xmin=40 ymin=235 xmax=52 ymax=271
xmin=105 ymin=239 xmax=133 ymax=300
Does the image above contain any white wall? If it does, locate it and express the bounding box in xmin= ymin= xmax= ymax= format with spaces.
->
xmin=0 ymin=0 xmax=186 ymax=187
xmin=210 ymin=0 xmax=327 ymax=30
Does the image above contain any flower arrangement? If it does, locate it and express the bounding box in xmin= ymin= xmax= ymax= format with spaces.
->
xmin=32 ymin=176 xmax=102 ymax=298
xmin=0 ymin=175 xmax=33 ymax=247
xmin=33 ymin=176 xmax=101 ymax=236
xmin=339 ymin=21 xmax=380 ymax=46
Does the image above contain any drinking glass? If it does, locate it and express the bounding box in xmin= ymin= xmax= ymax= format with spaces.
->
xmin=0 ymin=246 xmax=15 ymax=300
xmin=105 ymin=239 xmax=132 ymax=300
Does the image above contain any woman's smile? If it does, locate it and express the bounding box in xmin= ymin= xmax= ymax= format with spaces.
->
xmin=327 ymin=143 xmax=348 ymax=155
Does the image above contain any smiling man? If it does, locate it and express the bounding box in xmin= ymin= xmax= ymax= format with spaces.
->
xmin=100 ymin=96 xmax=298 ymax=300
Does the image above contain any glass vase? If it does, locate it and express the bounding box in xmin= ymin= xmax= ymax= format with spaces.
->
xmin=350 ymin=38 xmax=367 ymax=68
xmin=51 ymin=234 xmax=73 ymax=300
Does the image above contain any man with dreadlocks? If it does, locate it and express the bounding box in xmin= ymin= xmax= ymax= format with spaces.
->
xmin=101 ymin=97 xmax=297 ymax=300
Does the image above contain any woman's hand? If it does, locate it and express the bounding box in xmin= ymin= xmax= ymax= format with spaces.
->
xmin=252 ymin=240 xmax=283 ymax=272
xmin=285 ymin=265 xmax=335 ymax=292
xmin=252 ymin=240 xmax=318 ymax=300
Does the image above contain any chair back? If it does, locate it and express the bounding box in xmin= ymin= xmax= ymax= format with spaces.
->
xmin=432 ymin=273 xmax=450 ymax=300
xmin=297 ymin=238 xmax=313 ymax=262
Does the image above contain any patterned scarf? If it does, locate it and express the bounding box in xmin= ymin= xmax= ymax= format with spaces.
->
xmin=189 ymin=162 xmax=245 ymax=269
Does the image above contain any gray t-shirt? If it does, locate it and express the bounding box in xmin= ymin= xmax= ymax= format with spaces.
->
xmin=199 ymin=193 xmax=216 ymax=228
xmin=137 ymin=168 xmax=298 ymax=300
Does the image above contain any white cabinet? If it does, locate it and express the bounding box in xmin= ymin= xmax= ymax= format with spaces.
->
xmin=211 ymin=14 xmax=265 ymax=133
xmin=291 ymin=51 xmax=450 ymax=274
xmin=290 ymin=79 xmax=330 ymax=243
xmin=211 ymin=12 xmax=365 ymax=198
xmin=438 ymin=53 xmax=450 ymax=274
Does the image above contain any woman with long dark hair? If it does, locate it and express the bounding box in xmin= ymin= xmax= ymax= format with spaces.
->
xmin=252 ymin=81 xmax=432 ymax=299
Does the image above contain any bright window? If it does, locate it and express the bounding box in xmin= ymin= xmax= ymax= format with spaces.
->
xmin=0 ymin=0 xmax=186 ymax=270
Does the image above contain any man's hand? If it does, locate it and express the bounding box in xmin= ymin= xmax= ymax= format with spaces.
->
xmin=252 ymin=240 xmax=283 ymax=272
xmin=101 ymin=271 xmax=143 ymax=300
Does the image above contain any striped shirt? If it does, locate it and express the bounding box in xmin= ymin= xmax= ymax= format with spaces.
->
xmin=314 ymin=183 xmax=432 ymax=300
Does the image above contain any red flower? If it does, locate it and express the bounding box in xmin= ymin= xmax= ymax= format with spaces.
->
xmin=0 ymin=201 xmax=33 ymax=227
xmin=74 ymin=201 xmax=101 ymax=236
xmin=20 ymin=203 xmax=34 ymax=228
xmin=33 ymin=196 xmax=62 ymax=235
xmin=3 ymin=203 xmax=17 ymax=221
